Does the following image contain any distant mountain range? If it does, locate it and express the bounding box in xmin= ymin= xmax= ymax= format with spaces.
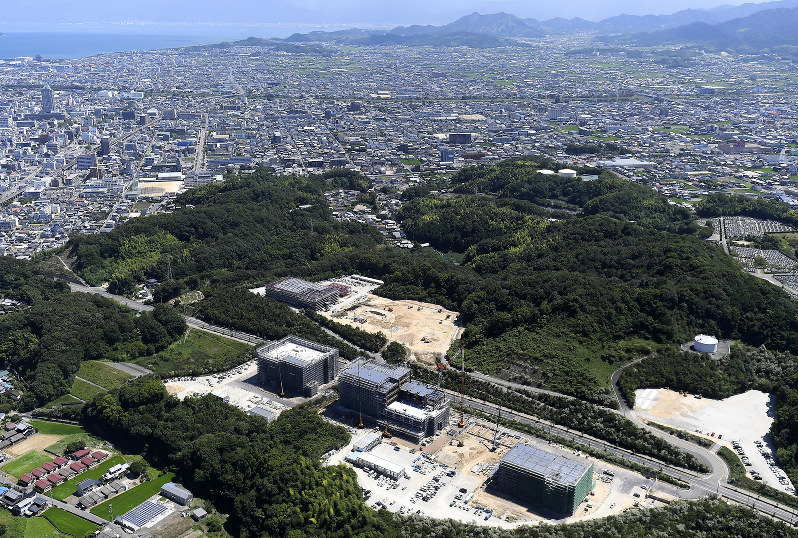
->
xmin=629 ymin=6 xmax=798 ymax=49
xmin=273 ymin=0 xmax=798 ymax=50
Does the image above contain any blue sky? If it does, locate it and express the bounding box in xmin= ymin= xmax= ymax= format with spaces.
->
xmin=0 ymin=0 xmax=779 ymax=32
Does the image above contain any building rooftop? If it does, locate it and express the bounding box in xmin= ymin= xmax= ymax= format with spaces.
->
xmin=342 ymin=359 xmax=410 ymax=387
xmin=501 ymin=444 xmax=591 ymax=486
xmin=351 ymin=451 xmax=405 ymax=476
xmin=386 ymin=400 xmax=432 ymax=421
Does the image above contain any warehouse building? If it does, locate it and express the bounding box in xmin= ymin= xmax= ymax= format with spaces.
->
xmin=257 ymin=335 xmax=339 ymax=397
xmin=346 ymin=451 xmax=407 ymax=480
xmin=160 ymin=482 xmax=193 ymax=505
xmin=353 ymin=431 xmax=383 ymax=452
xmin=264 ymin=277 xmax=349 ymax=310
xmin=339 ymin=360 xmax=449 ymax=442
xmin=491 ymin=444 xmax=594 ymax=516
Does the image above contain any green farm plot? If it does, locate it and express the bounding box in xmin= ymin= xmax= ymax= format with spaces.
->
xmin=42 ymin=507 xmax=99 ymax=537
xmin=134 ymin=329 xmax=253 ymax=377
xmin=70 ymin=378 xmax=106 ymax=401
xmin=2 ymin=451 xmax=53 ymax=478
xmin=50 ymin=456 xmax=125 ymax=501
xmin=76 ymin=361 xmax=132 ymax=390
xmin=91 ymin=472 xmax=175 ymax=520
xmin=23 ymin=517 xmax=60 ymax=538
xmin=30 ymin=420 xmax=85 ymax=436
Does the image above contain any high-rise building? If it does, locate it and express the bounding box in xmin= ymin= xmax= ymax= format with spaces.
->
xmin=491 ymin=444 xmax=594 ymax=516
xmin=100 ymin=136 xmax=110 ymax=156
xmin=339 ymin=359 xmax=450 ymax=441
xmin=257 ymin=336 xmax=339 ymax=397
xmin=41 ymin=85 xmax=54 ymax=113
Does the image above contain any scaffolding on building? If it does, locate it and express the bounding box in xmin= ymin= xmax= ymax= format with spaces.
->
xmin=264 ymin=277 xmax=343 ymax=310
xmin=491 ymin=444 xmax=594 ymax=516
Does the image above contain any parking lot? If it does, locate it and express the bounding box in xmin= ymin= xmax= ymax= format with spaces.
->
xmin=164 ymin=360 xmax=295 ymax=415
xmin=328 ymin=432 xmax=519 ymax=528
xmin=635 ymin=388 xmax=795 ymax=493
xmin=327 ymin=418 xmax=678 ymax=527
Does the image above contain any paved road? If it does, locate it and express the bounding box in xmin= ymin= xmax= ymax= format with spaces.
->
xmin=67 ymin=283 xmax=265 ymax=346
xmin=455 ymin=392 xmax=798 ymax=523
xmin=469 ymin=371 xmax=577 ymax=400
xmin=103 ymin=362 xmax=152 ymax=378
xmin=48 ymin=497 xmax=109 ymax=525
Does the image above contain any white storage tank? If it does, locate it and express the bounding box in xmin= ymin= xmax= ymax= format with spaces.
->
xmin=694 ymin=334 xmax=718 ymax=353
xmin=558 ymin=169 xmax=578 ymax=178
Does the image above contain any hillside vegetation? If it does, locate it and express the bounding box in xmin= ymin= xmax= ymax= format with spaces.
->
xmin=66 ymin=162 xmax=798 ymax=406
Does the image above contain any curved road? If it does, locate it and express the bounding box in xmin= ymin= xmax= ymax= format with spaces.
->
xmin=67 ymin=283 xmax=265 ymax=346
xmin=455 ymin=390 xmax=798 ymax=524
xmin=66 ymin=280 xmax=798 ymax=524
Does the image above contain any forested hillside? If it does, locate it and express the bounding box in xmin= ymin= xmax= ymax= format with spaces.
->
xmin=397 ymin=158 xmax=798 ymax=403
xmin=66 ymin=162 xmax=798 ymax=405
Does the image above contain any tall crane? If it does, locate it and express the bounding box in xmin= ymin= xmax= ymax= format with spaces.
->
xmin=458 ymin=342 xmax=466 ymax=428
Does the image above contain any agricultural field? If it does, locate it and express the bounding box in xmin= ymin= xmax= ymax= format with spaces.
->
xmin=133 ymin=329 xmax=253 ymax=377
xmin=91 ymin=472 xmax=176 ymax=520
xmin=2 ymin=451 xmax=52 ymax=478
xmin=42 ymin=507 xmax=99 ymax=537
xmin=29 ymin=420 xmax=86 ymax=436
xmin=22 ymin=516 xmax=61 ymax=538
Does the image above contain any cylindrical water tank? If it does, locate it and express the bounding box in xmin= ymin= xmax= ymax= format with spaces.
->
xmin=694 ymin=334 xmax=718 ymax=353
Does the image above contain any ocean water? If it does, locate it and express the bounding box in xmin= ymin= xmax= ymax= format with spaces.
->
xmin=0 ymin=32 xmax=238 ymax=59
xmin=0 ymin=23 xmax=381 ymax=59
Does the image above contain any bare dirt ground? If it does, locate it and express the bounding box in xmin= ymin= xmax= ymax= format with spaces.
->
xmin=166 ymin=384 xmax=186 ymax=395
xmin=7 ymin=434 xmax=64 ymax=456
xmin=325 ymin=294 xmax=462 ymax=363
xmin=634 ymin=388 xmax=713 ymax=419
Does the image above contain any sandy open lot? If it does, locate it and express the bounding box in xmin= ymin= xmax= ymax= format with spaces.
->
xmin=634 ymin=388 xmax=794 ymax=493
xmin=6 ymin=434 xmax=64 ymax=456
xmin=325 ymin=294 xmax=462 ymax=363
xmin=164 ymin=360 xmax=293 ymax=417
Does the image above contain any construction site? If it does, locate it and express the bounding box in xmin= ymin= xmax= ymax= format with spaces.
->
xmin=325 ymin=294 xmax=462 ymax=363
xmin=324 ymin=408 xmax=678 ymax=528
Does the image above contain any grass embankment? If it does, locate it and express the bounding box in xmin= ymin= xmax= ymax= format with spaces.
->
xmin=91 ymin=472 xmax=176 ymax=520
xmin=718 ymin=446 xmax=798 ymax=511
xmin=70 ymin=378 xmax=106 ymax=401
xmin=76 ymin=361 xmax=132 ymax=390
xmin=648 ymin=421 xmax=715 ymax=449
xmin=133 ymin=329 xmax=253 ymax=377
xmin=42 ymin=507 xmax=100 ymax=537
xmin=2 ymin=451 xmax=53 ymax=478
xmin=43 ymin=394 xmax=83 ymax=409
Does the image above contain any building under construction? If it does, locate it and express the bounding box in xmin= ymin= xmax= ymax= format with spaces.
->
xmin=491 ymin=444 xmax=594 ymax=516
xmin=338 ymin=360 xmax=449 ymax=442
xmin=264 ymin=277 xmax=348 ymax=310
xmin=257 ymin=336 xmax=339 ymax=397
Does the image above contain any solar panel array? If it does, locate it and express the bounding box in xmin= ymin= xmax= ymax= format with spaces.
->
xmin=120 ymin=501 xmax=168 ymax=528
xmin=502 ymin=444 xmax=590 ymax=486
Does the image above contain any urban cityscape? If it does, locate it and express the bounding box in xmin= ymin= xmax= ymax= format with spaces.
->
xmin=2 ymin=1 xmax=798 ymax=537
